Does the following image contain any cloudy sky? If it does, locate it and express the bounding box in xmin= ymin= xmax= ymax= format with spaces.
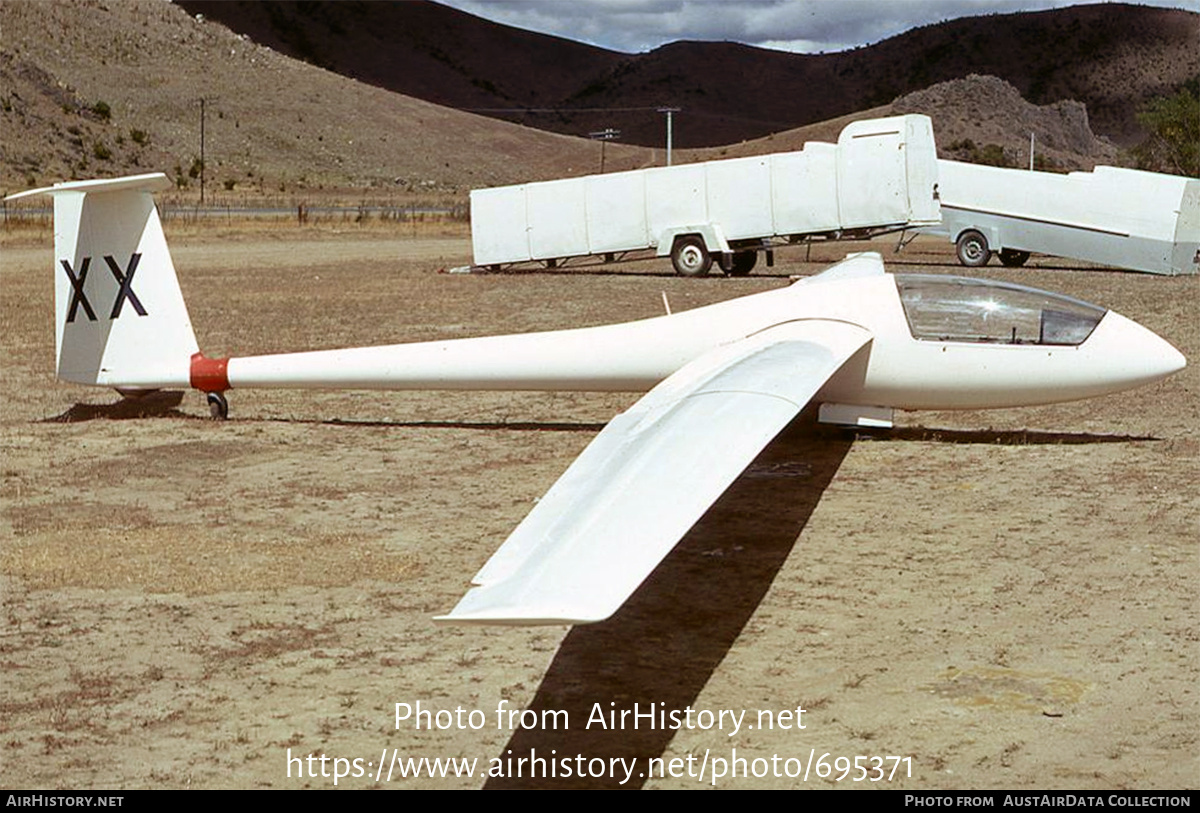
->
xmin=436 ymin=0 xmax=1198 ymax=54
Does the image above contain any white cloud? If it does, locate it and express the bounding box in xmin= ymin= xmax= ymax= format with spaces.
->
xmin=436 ymin=0 xmax=1197 ymax=53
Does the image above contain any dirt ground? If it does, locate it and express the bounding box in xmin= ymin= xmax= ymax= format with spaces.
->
xmin=1 ymin=223 xmax=1196 ymax=789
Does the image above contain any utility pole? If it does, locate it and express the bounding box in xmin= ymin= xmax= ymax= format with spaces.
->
xmin=657 ymin=107 xmax=680 ymax=166
xmin=588 ymin=128 xmax=620 ymax=173
xmin=199 ymin=97 xmax=206 ymax=205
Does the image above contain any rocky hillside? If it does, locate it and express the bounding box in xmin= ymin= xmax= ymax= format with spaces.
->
xmin=894 ymin=75 xmax=1121 ymax=170
xmin=686 ymin=75 xmax=1121 ymax=174
xmin=0 ymin=0 xmax=657 ymax=197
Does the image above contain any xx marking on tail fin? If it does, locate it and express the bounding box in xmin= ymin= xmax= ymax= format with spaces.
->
xmin=61 ymin=258 xmax=97 ymax=323
xmin=104 ymin=254 xmax=147 ymax=318
xmin=60 ymin=254 xmax=148 ymax=322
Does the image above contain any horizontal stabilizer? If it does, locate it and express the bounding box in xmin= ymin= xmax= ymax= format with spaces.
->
xmin=4 ymin=173 xmax=173 ymax=202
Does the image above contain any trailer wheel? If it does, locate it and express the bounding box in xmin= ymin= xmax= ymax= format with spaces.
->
xmin=671 ymin=236 xmax=712 ymax=277
xmin=955 ymin=230 xmax=991 ymax=267
xmin=726 ymin=251 xmax=758 ymax=276
xmin=999 ymin=249 xmax=1030 ymax=267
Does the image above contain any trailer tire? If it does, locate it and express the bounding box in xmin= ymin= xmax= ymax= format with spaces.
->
xmin=726 ymin=251 xmax=757 ymax=276
xmin=999 ymin=249 xmax=1030 ymax=267
xmin=671 ymin=236 xmax=712 ymax=277
xmin=955 ymin=230 xmax=991 ymax=267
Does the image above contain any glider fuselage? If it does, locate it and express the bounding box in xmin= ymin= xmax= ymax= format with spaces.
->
xmin=212 ymin=258 xmax=1183 ymax=414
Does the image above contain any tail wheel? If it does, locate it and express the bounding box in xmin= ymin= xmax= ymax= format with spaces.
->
xmin=670 ymin=236 xmax=712 ymax=277
xmin=999 ymin=249 xmax=1031 ymax=267
xmin=206 ymin=391 xmax=229 ymax=420
xmin=955 ymin=230 xmax=991 ymax=267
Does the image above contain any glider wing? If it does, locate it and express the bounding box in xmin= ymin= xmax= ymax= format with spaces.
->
xmin=437 ymin=319 xmax=872 ymax=625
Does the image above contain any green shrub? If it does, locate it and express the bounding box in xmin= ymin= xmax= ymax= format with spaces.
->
xmin=1133 ymin=81 xmax=1200 ymax=177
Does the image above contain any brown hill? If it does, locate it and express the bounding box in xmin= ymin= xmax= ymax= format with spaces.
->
xmin=0 ymin=1 xmax=1147 ymax=200
xmin=0 ymin=0 xmax=656 ymax=197
xmin=176 ymin=0 xmax=623 ymax=113
xmin=893 ymin=75 xmax=1121 ymax=169
xmin=688 ymin=75 xmax=1120 ymax=173
xmin=177 ymin=0 xmax=1199 ymax=149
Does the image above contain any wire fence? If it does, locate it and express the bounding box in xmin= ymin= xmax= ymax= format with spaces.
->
xmin=0 ymin=200 xmax=470 ymax=229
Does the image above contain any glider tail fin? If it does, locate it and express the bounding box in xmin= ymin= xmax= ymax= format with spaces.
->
xmin=6 ymin=174 xmax=200 ymax=390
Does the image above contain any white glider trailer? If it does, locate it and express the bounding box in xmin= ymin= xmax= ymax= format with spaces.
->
xmin=469 ymin=114 xmax=940 ymax=276
xmin=932 ymin=160 xmax=1200 ymax=275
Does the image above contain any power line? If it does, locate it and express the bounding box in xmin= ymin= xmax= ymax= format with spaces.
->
xmin=463 ymin=106 xmax=673 ymax=113
xmin=680 ymin=108 xmax=805 ymax=129
xmin=467 ymin=105 xmax=801 ymax=129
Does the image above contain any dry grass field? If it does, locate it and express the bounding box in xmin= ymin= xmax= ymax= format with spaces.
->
xmin=1 ymin=221 xmax=1196 ymax=789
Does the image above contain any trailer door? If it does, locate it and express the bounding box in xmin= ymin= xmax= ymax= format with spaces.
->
xmin=527 ymin=178 xmax=588 ymax=260
xmin=586 ymin=170 xmax=650 ymax=255
xmin=706 ymin=156 xmax=773 ymax=240
xmin=471 ymin=186 xmax=533 ymax=266
xmin=836 ymin=118 xmax=908 ymax=229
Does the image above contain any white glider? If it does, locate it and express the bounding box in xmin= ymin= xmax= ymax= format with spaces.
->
xmin=8 ymin=174 xmax=1186 ymax=625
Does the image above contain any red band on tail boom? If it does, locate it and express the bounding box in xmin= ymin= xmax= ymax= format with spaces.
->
xmin=190 ymin=353 xmax=230 ymax=392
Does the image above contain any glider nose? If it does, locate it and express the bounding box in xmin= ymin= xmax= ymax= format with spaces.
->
xmin=1090 ymin=311 xmax=1186 ymax=389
